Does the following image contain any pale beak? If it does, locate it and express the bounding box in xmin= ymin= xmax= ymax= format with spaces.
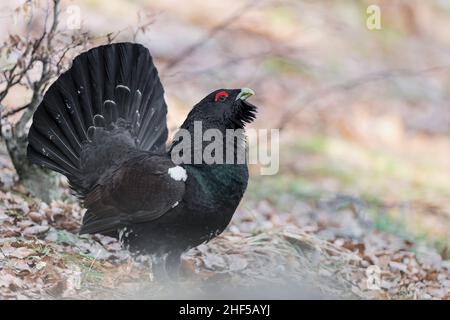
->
xmin=236 ymin=87 xmax=255 ymax=101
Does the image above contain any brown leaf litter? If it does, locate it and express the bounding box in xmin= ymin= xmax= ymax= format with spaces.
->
xmin=0 ymin=189 xmax=449 ymax=299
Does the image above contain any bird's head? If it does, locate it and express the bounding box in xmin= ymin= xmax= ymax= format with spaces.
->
xmin=182 ymin=88 xmax=257 ymax=130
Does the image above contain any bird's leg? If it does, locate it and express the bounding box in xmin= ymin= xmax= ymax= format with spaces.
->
xmin=165 ymin=251 xmax=182 ymax=279
xmin=151 ymin=254 xmax=168 ymax=282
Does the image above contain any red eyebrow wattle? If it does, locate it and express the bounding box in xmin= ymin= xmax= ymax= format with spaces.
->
xmin=214 ymin=91 xmax=229 ymax=102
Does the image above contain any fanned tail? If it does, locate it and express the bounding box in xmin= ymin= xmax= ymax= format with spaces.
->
xmin=27 ymin=42 xmax=168 ymax=195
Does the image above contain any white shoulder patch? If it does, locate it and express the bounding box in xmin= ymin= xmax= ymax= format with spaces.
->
xmin=168 ymin=166 xmax=187 ymax=182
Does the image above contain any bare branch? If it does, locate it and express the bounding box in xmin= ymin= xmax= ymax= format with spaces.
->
xmin=48 ymin=0 xmax=60 ymax=42
xmin=1 ymin=104 xmax=28 ymax=119
xmin=16 ymin=91 xmax=42 ymax=134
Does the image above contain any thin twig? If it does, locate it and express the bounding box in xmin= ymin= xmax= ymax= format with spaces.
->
xmin=1 ymin=104 xmax=28 ymax=119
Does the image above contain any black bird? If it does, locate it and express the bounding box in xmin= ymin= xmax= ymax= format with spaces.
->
xmin=27 ymin=42 xmax=257 ymax=275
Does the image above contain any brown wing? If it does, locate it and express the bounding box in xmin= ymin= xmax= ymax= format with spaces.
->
xmin=79 ymin=153 xmax=185 ymax=235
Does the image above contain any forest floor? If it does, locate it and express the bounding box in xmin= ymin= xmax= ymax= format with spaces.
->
xmin=1 ymin=142 xmax=449 ymax=300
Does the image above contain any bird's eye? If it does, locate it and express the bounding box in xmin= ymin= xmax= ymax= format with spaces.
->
xmin=214 ymin=91 xmax=229 ymax=102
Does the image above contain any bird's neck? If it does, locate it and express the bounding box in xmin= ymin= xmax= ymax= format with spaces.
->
xmin=169 ymin=123 xmax=248 ymax=166
xmin=183 ymin=164 xmax=249 ymax=210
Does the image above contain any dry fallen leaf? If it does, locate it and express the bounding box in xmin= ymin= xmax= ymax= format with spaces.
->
xmin=228 ymin=254 xmax=248 ymax=271
xmin=203 ymin=253 xmax=226 ymax=270
xmin=22 ymin=226 xmax=50 ymax=236
xmin=28 ymin=211 xmax=44 ymax=224
xmin=2 ymin=246 xmax=35 ymax=259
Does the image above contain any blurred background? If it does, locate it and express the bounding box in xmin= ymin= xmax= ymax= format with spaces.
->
xmin=0 ymin=0 xmax=449 ymax=299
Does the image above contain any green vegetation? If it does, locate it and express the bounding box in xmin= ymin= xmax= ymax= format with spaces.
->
xmin=247 ymin=134 xmax=450 ymax=253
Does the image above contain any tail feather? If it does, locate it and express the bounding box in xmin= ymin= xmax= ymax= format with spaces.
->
xmin=101 ymin=100 xmax=114 ymax=124
xmin=27 ymin=42 xmax=168 ymax=195
xmin=27 ymin=147 xmax=74 ymax=177
xmin=70 ymin=57 xmax=95 ymax=123
xmin=31 ymin=107 xmax=79 ymax=165
xmin=27 ymin=126 xmax=79 ymax=175
xmin=55 ymin=73 xmax=89 ymax=139
xmin=42 ymin=88 xmax=84 ymax=153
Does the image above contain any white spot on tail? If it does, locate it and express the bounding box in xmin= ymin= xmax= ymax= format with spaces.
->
xmin=104 ymin=100 xmax=116 ymax=105
xmin=168 ymin=166 xmax=187 ymax=182
xmin=116 ymin=85 xmax=130 ymax=92
xmin=171 ymin=201 xmax=179 ymax=208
